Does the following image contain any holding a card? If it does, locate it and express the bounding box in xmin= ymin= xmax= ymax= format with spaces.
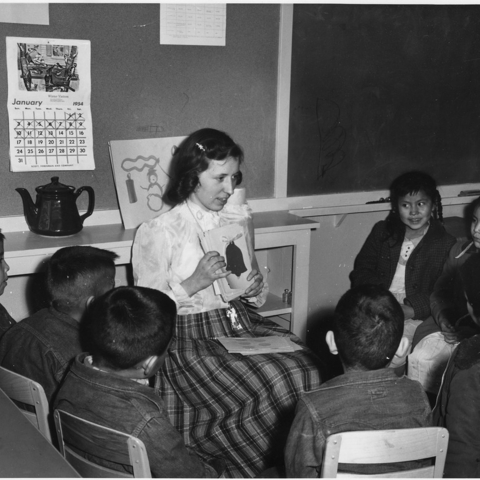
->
xmin=132 ymin=128 xmax=323 ymax=478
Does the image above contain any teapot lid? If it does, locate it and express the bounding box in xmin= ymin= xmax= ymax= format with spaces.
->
xmin=36 ymin=177 xmax=74 ymax=194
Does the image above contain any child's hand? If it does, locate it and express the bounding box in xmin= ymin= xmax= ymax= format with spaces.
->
xmin=401 ymin=304 xmax=414 ymax=320
xmin=242 ymin=269 xmax=264 ymax=298
xmin=437 ymin=316 xmax=456 ymax=334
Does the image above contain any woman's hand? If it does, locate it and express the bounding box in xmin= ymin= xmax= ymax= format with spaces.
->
xmin=242 ymin=269 xmax=264 ymax=299
xmin=181 ymin=251 xmax=230 ymax=297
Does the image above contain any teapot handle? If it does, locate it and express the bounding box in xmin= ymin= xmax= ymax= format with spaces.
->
xmin=75 ymin=186 xmax=95 ymax=224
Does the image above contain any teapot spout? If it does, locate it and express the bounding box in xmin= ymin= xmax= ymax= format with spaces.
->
xmin=15 ymin=188 xmax=38 ymax=229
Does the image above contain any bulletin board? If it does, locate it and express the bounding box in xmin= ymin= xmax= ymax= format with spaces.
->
xmin=0 ymin=3 xmax=279 ymax=216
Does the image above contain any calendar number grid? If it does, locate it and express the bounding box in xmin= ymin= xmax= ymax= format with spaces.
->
xmin=12 ymin=108 xmax=89 ymax=167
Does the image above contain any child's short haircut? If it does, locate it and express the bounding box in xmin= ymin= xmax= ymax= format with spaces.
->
xmin=47 ymin=246 xmax=118 ymax=313
xmin=84 ymin=286 xmax=176 ymax=370
xmin=333 ymin=284 xmax=404 ymax=370
xmin=459 ymin=253 xmax=480 ymax=318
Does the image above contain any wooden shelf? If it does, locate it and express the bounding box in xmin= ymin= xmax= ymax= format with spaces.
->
xmin=256 ymin=293 xmax=292 ymax=317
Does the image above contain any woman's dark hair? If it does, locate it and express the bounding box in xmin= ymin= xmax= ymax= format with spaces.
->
xmin=384 ymin=171 xmax=443 ymax=243
xmin=164 ymin=128 xmax=244 ymax=207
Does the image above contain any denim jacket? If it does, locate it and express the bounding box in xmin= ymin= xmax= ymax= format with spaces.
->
xmin=0 ymin=303 xmax=15 ymax=339
xmin=285 ymin=368 xmax=432 ymax=477
xmin=0 ymin=307 xmax=82 ymax=404
xmin=54 ymin=353 xmax=223 ymax=478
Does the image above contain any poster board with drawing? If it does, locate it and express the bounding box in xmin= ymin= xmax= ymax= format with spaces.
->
xmin=201 ymin=222 xmax=252 ymax=302
xmin=108 ymin=136 xmax=186 ymax=229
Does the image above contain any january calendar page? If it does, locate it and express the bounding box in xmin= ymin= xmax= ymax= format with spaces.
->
xmin=6 ymin=36 xmax=95 ymax=172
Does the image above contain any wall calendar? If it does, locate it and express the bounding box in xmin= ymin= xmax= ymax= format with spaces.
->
xmin=6 ymin=36 xmax=95 ymax=172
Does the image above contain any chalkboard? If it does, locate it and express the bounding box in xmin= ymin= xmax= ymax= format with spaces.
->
xmin=0 ymin=4 xmax=279 ymax=217
xmin=287 ymin=4 xmax=480 ymax=197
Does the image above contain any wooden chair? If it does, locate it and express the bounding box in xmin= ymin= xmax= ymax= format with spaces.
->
xmin=321 ymin=427 xmax=449 ymax=478
xmin=0 ymin=366 xmax=52 ymax=443
xmin=54 ymin=409 xmax=151 ymax=478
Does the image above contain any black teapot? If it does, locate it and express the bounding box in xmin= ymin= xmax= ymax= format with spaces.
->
xmin=16 ymin=177 xmax=95 ymax=236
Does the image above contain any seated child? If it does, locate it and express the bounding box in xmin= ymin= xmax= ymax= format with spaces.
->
xmin=350 ymin=171 xmax=456 ymax=369
xmin=434 ymin=253 xmax=480 ymax=478
xmin=284 ymin=284 xmax=432 ymax=478
xmin=0 ymin=231 xmax=15 ymax=338
xmin=0 ymin=245 xmax=117 ymax=403
xmin=54 ymin=286 xmax=224 ymax=478
xmin=408 ymin=197 xmax=480 ymax=395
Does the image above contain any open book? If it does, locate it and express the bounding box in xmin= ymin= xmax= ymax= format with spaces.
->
xmin=200 ymin=222 xmax=253 ymax=302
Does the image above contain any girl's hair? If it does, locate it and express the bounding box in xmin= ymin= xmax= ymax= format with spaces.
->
xmin=164 ymin=128 xmax=244 ymax=207
xmin=464 ymin=196 xmax=480 ymax=223
xmin=384 ymin=171 xmax=443 ymax=242
xmin=459 ymin=254 xmax=480 ymax=320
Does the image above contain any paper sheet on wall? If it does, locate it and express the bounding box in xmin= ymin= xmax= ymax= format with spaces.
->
xmin=160 ymin=4 xmax=226 ymax=46
xmin=0 ymin=4 xmax=49 ymax=25
xmin=109 ymin=136 xmax=186 ymax=229
xmin=6 ymin=36 xmax=95 ymax=172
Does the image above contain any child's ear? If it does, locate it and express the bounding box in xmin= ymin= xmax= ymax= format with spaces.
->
xmin=393 ymin=336 xmax=410 ymax=360
xmin=325 ymin=331 xmax=338 ymax=356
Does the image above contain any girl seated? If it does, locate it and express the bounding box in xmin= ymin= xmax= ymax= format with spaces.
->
xmin=350 ymin=171 xmax=456 ymax=371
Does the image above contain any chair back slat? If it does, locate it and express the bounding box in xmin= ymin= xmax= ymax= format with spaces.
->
xmin=54 ymin=409 xmax=151 ymax=478
xmin=0 ymin=366 xmax=51 ymax=443
xmin=321 ymin=427 xmax=449 ymax=478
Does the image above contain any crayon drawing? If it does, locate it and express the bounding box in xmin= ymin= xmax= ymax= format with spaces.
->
xmin=109 ymin=136 xmax=186 ymax=229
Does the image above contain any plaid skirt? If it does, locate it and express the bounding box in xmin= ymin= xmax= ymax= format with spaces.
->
xmin=156 ymin=300 xmax=323 ymax=478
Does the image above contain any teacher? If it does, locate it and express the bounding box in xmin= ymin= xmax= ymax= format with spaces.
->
xmin=132 ymin=128 xmax=323 ymax=478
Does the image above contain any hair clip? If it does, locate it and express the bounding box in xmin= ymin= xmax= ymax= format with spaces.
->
xmin=196 ymin=143 xmax=206 ymax=153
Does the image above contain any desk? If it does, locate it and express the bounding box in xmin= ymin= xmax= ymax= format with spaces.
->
xmin=0 ymin=388 xmax=79 ymax=477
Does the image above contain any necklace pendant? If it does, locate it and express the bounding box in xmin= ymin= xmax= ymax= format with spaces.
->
xmin=226 ymin=304 xmax=242 ymax=331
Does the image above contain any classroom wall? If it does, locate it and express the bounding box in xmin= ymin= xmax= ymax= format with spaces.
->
xmin=0 ymin=3 xmax=279 ymax=217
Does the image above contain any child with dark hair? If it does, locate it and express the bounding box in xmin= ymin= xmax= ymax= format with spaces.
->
xmin=350 ymin=171 xmax=456 ymax=370
xmin=0 ymin=231 xmax=15 ymax=338
xmin=434 ymin=253 xmax=480 ymax=477
xmin=408 ymin=196 xmax=480 ymax=396
xmin=285 ymin=285 xmax=432 ymax=477
xmin=54 ymin=286 xmax=223 ymax=478
xmin=0 ymin=245 xmax=117 ymax=403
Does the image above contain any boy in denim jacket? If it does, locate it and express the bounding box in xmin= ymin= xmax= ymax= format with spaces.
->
xmin=0 ymin=246 xmax=117 ymax=403
xmin=285 ymin=284 xmax=432 ymax=477
xmin=0 ymin=231 xmax=15 ymax=338
xmin=55 ymin=286 xmax=224 ymax=478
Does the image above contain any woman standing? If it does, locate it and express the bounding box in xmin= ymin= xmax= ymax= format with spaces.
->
xmin=132 ymin=128 xmax=323 ymax=477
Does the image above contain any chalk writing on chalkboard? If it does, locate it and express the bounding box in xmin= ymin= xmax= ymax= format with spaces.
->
xmin=315 ymin=98 xmax=346 ymax=179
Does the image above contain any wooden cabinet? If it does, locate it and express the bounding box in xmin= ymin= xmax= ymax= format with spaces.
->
xmin=4 ymin=211 xmax=318 ymax=342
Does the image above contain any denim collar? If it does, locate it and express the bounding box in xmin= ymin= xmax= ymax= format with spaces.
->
xmin=321 ymin=368 xmax=399 ymax=390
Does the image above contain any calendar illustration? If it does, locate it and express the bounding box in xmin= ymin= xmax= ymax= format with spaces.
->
xmin=6 ymin=36 xmax=95 ymax=172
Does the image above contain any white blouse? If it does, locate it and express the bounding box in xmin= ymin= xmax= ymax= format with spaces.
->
xmin=132 ymin=201 xmax=268 ymax=315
